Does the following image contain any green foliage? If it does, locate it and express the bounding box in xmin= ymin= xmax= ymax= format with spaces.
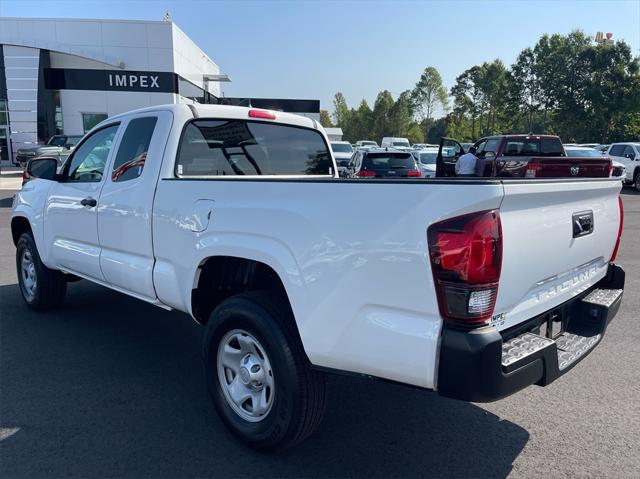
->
xmin=329 ymin=31 xmax=639 ymax=144
xmin=319 ymin=109 xmax=333 ymax=128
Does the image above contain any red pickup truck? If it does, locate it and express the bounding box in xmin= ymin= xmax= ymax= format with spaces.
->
xmin=437 ymin=135 xmax=612 ymax=178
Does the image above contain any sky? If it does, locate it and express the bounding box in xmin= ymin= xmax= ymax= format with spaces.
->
xmin=1 ymin=0 xmax=639 ymax=114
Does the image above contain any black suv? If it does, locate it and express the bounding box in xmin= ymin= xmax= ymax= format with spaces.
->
xmin=344 ymin=149 xmax=421 ymax=178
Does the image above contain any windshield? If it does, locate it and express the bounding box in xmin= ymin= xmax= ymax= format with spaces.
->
xmin=392 ymin=141 xmax=410 ymax=147
xmin=565 ymin=148 xmax=602 ymax=158
xmin=47 ymin=136 xmax=66 ymax=146
xmin=331 ymin=143 xmax=353 ymax=153
xmin=363 ymin=153 xmax=414 ymax=169
xmin=419 ymin=152 xmax=437 ymax=164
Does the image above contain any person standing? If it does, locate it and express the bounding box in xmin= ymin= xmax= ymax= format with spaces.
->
xmin=455 ymin=146 xmax=479 ymax=177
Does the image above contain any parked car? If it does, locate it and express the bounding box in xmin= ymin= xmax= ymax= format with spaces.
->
xmin=15 ymin=134 xmax=82 ymax=167
xmin=411 ymin=148 xmax=438 ymax=177
xmin=330 ymin=141 xmax=354 ymax=175
xmin=596 ymin=144 xmax=610 ymax=154
xmin=411 ymin=143 xmax=437 ymax=149
xmin=607 ymin=143 xmax=640 ymax=191
xmin=381 ymin=137 xmax=411 ymax=150
xmin=355 ymin=140 xmax=378 ymax=149
xmin=564 ymin=146 xmax=625 ymax=179
xmin=12 ymin=104 xmax=625 ymax=452
xmin=346 ymin=148 xmax=421 ymax=178
xmin=437 ymin=135 xmax=612 ymax=178
xmin=461 ymin=142 xmax=474 ymax=153
xmin=579 ymin=143 xmax=601 ymax=148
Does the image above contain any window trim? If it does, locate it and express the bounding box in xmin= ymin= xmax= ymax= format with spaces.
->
xmin=61 ymin=122 xmax=120 ymax=183
xmin=173 ymin=117 xmax=335 ymax=179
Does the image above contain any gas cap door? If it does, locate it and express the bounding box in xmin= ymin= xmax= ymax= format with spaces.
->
xmin=189 ymin=199 xmax=215 ymax=232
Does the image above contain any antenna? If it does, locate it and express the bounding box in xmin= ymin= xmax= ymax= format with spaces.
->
xmin=162 ymin=11 xmax=172 ymax=22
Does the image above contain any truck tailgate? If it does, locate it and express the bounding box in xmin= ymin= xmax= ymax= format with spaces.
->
xmin=493 ymin=179 xmax=622 ymax=331
xmin=532 ymin=156 xmax=611 ymax=177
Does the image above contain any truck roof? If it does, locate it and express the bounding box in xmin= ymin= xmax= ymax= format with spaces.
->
xmin=102 ymin=103 xmax=319 ymax=131
xmin=486 ymin=134 xmax=561 ymax=140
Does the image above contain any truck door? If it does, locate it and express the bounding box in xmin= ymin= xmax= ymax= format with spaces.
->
xmin=436 ymin=137 xmax=464 ymax=177
xmin=97 ymin=111 xmax=173 ymax=300
xmin=44 ymin=123 xmax=120 ymax=280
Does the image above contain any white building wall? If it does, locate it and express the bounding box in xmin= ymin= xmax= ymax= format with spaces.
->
xmin=0 ymin=17 xmax=226 ymax=165
xmin=171 ymin=24 xmax=221 ymax=97
xmin=3 ymin=45 xmax=39 ymax=155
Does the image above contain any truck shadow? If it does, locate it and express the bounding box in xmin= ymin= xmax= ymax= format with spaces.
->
xmin=0 ymin=282 xmax=528 ymax=478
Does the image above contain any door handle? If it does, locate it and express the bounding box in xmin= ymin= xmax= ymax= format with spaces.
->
xmin=80 ymin=197 xmax=97 ymax=208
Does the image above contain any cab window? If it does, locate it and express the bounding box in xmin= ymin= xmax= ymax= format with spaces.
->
xmin=111 ymin=117 xmax=158 ymax=182
xmin=66 ymin=124 xmax=119 ymax=182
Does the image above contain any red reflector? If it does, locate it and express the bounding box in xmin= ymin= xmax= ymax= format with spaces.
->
xmin=610 ymin=196 xmax=624 ymax=262
xmin=427 ymin=210 xmax=502 ymax=325
xmin=525 ymin=160 xmax=539 ymax=178
xmin=248 ymin=109 xmax=276 ymax=120
xmin=407 ymin=170 xmax=421 ymax=177
xmin=357 ymin=170 xmax=376 ymax=178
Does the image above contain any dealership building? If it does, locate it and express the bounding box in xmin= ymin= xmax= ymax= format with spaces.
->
xmin=0 ymin=16 xmax=319 ymax=166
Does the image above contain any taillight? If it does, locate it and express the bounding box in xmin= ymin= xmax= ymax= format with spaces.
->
xmin=249 ymin=109 xmax=276 ymax=120
xmin=407 ymin=170 xmax=421 ymax=177
xmin=357 ymin=170 xmax=376 ymax=178
xmin=606 ymin=159 xmax=613 ymax=177
xmin=22 ymin=169 xmax=29 ymax=185
xmin=427 ymin=210 xmax=502 ymax=326
xmin=610 ymin=196 xmax=624 ymax=262
xmin=524 ymin=160 xmax=539 ymax=178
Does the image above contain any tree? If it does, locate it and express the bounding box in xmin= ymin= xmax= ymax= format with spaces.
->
xmin=389 ymin=91 xmax=414 ymax=137
xmin=371 ymin=90 xmax=395 ymax=141
xmin=350 ymin=99 xmax=373 ymax=141
xmin=583 ymin=40 xmax=640 ymax=142
xmin=411 ymin=66 xmax=449 ymax=124
xmin=319 ymin=110 xmax=333 ymax=128
xmin=332 ymin=92 xmax=350 ymax=127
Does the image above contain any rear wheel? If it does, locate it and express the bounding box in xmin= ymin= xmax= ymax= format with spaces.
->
xmin=634 ymin=170 xmax=640 ymax=192
xmin=16 ymin=233 xmax=67 ymax=310
xmin=203 ymin=292 xmax=326 ymax=451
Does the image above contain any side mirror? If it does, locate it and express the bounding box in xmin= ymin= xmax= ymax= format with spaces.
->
xmin=625 ymin=153 xmax=635 ymax=160
xmin=27 ymin=157 xmax=59 ymax=181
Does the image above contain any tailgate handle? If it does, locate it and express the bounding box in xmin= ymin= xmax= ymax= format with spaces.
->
xmin=573 ymin=211 xmax=594 ymax=238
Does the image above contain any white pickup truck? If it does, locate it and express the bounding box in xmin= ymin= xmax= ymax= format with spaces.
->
xmin=11 ymin=104 xmax=625 ymax=451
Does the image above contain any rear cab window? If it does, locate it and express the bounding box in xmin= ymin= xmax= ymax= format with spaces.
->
xmin=502 ymin=137 xmax=563 ymax=157
xmin=175 ymin=119 xmax=333 ymax=177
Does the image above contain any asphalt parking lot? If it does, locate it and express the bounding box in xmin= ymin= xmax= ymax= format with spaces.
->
xmin=1 ymin=184 xmax=639 ymax=478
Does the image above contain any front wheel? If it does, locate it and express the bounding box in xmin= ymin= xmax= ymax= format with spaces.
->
xmin=16 ymin=233 xmax=67 ymax=310
xmin=203 ymin=292 xmax=326 ymax=451
xmin=634 ymin=170 xmax=640 ymax=192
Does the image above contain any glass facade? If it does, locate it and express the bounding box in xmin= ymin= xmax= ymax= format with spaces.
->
xmin=82 ymin=113 xmax=108 ymax=133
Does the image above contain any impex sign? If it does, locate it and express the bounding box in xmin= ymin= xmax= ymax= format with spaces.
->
xmin=44 ymin=68 xmax=178 ymax=93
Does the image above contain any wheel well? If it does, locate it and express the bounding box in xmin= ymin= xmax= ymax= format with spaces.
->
xmin=192 ymin=256 xmax=294 ymax=326
xmin=11 ymin=217 xmax=32 ymax=246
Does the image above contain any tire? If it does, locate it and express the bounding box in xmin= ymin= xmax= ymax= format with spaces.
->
xmin=203 ymin=291 xmax=326 ymax=451
xmin=634 ymin=170 xmax=640 ymax=192
xmin=16 ymin=232 xmax=67 ymax=310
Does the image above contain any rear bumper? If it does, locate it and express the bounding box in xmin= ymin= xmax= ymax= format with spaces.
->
xmin=437 ymin=263 xmax=624 ymax=402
